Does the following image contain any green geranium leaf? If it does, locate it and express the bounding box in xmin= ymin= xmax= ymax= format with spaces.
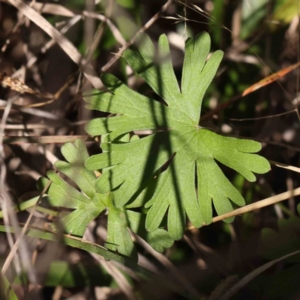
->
xmin=37 ymin=139 xmax=166 ymax=259
xmin=38 ymin=139 xmax=106 ymax=237
xmin=84 ymin=32 xmax=270 ymax=240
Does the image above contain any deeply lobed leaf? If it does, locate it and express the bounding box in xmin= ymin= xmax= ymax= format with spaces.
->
xmin=84 ymin=32 xmax=270 ymax=240
xmin=38 ymin=139 xmax=106 ymax=236
xmin=38 ymin=139 xmax=172 ymax=256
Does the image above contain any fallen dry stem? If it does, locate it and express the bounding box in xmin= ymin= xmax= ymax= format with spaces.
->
xmin=5 ymin=0 xmax=102 ymax=89
xmin=188 ymin=187 xmax=300 ymax=230
xmin=270 ymin=160 xmax=300 ymax=173
xmin=101 ymin=0 xmax=174 ymax=72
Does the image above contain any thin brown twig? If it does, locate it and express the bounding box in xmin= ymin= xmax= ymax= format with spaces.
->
xmin=85 ymin=0 xmax=116 ymax=63
xmin=229 ymin=109 xmax=297 ymax=121
xmin=260 ymin=139 xmax=300 ymax=153
xmin=201 ymin=94 xmax=242 ymax=122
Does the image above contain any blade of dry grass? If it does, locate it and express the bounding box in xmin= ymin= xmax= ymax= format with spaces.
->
xmin=212 ymin=187 xmax=300 ymax=224
xmin=213 ymin=187 xmax=300 ymax=223
xmin=187 ymin=187 xmax=300 ymax=230
xmin=26 ymin=2 xmax=126 ymax=46
xmin=2 ymin=135 xmax=92 ymax=144
xmin=5 ymin=0 xmax=102 ymax=89
xmin=101 ymin=0 xmax=174 ymax=72
xmin=219 ymin=249 xmax=300 ymax=300
xmin=25 ymin=15 xmax=82 ymax=70
xmin=1 ymin=181 xmax=51 ymax=275
xmin=270 ymin=160 xmax=300 ymax=173
xmin=0 ymin=98 xmax=22 ymax=277
xmin=0 ymin=95 xmax=37 ymax=281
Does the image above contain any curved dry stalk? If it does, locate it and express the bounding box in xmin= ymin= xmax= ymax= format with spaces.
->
xmin=28 ymin=2 xmax=127 ymax=46
xmin=270 ymin=160 xmax=300 ymax=173
xmin=6 ymin=0 xmax=102 ymax=89
xmin=101 ymin=0 xmax=174 ymax=72
xmin=188 ymin=187 xmax=300 ymax=230
xmin=212 ymin=187 xmax=300 ymax=224
xmin=219 ymin=249 xmax=300 ymax=300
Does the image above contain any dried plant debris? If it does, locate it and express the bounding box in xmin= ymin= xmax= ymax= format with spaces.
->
xmin=0 ymin=72 xmax=51 ymax=99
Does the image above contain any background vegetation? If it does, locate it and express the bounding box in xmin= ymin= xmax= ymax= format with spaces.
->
xmin=0 ymin=0 xmax=300 ymax=299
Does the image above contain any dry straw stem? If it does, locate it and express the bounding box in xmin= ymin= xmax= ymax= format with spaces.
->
xmin=5 ymin=0 xmax=102 ymax=89
xmin=4 ymin=0 xmax=173 ymax=73
xmin=188 ymin=187 xmax=300 ymax=231
xmin=219 ymin=249 xmax=300 ymax=300
xmin=1 ymin=181 xmax=51 ymax=275
xmin=270 ymin=160 xmax=300 ymax=173
xmin=25 ymin=15 xmax=82 ymax=70
xmin=101 ymin=0 xmax=174 ymax=72
xmin=187 ymin=160 xmax=300 ymax=230
xmin=191 ymin=186 xmax=300 ymax=228
xmin=29 ymin=2 xmax=127 ymax=46
xmin=0 ymin=99 xmax=65 ymax=120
